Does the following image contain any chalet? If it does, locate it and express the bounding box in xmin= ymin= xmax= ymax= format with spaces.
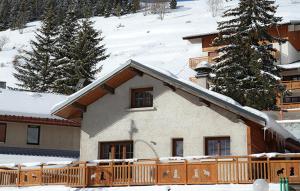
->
xmin=0 ymin=84 xmax=80 ymax=158
xmin=52 ymin=60 xmax=300 ymax=161
xmin=182 ymin=20 xmax=300 ymax=121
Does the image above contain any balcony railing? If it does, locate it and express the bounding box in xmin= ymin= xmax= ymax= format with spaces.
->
xmin=279 ymin=102 xmax=300 ymax=110
xmin=189 ymin=56 xmax=215 ymax=70
xmin=282 ymin=80 xmax=300 ymax=90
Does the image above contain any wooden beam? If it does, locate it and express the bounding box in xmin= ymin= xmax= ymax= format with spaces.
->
xmin=163 ymin=82 xmax=176 ymax=91
xmin=101 ymin=84 xmax=115 ymax=94
xmin=68 ymin=111 xmax=83 ymax=120
xmin=71 ymin=102 xmax=87 ymax=112
xmin=199 ymin=98 xmax=210 ymax=107
xmin=131 ymin=68 xmax=143 ymax=76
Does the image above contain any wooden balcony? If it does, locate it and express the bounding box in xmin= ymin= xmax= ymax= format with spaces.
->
xmin=189 ymin=56 xmax=214 ymax=70
xmin=282 ymin=80 xmax=300 ymax=90
xmin=279 ymin=102 xmax=300 ymax=110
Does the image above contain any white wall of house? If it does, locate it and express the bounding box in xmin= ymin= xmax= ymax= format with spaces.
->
xmin=274 ymin=42 xmax=300 ymax=65
xmin=0 ymin=121 xmax=80 ymax=151
xmin=80 ymin=74 xmax=248 ymax=160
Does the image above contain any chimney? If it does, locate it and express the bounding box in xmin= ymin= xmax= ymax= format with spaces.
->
xmin=0 ymin=81 xmax=6 ymax=89
xmin=194 ymin=61 xmax=211 ymax=89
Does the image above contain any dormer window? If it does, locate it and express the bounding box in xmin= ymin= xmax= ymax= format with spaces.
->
xmin=131 ymin=87 xmax=153 ymax=108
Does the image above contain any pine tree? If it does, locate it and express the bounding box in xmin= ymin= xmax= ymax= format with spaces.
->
xmin=0 ymin=0 xmax=11 ymax=30
xmin=132 ymin=0 xmax=140 ymax=13
xmin=170 ymin=0 xmax=177 ymax=9
xmin=210 ymin=0 xmax=285 ymax=110
xmin=95 ymin=0 xmax=106 ymax=16
xmin=52 ymin=7 xmax=80 ymax=94
xmin=104 ymin=0 xmax=113 ymax=17
xmin=55 ymin=18 xmax=108 ymax=94
xmin=16 ymin=0 xmax=31 ymax=32
xmin=65 ymin=18 xmax=108 ymax=94
xmin=115 ymin=3 xmax=122 ymax=17
xmin=13 ymin=2 xmax=58 ymax=92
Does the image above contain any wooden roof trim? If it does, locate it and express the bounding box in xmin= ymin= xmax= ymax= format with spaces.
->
xmin=52 ymin=63 xmax=132 ymax=115
xmin=0 ymin=115 xmax=80 ymax=127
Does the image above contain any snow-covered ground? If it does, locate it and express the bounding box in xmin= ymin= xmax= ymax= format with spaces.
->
xmin=0 ymin=184 xmax=281 ymax=191
xmin=0 ymin=154 xmax=77 ymax=164
xmin=0 ymin=0 xmax=300 ymax=88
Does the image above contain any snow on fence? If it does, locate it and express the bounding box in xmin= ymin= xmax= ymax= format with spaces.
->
xmin=0 ymin=155 xmax=300 ymax=187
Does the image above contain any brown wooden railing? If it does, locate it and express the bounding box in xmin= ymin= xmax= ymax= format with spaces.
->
xmin=282 ymin=80 xmax=300 ymax=90
xmin=1 ymin=155 xmax=300 ymax=187
xmin=189 ymin=56 xmax=214 ymax=70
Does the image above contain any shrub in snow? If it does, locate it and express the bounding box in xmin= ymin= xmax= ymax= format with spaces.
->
xmin=0 ymin=35 xmax=9 ymax=51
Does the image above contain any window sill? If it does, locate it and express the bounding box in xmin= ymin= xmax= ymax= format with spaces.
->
xmin=126 ymin=107 xmax=156 ymax=112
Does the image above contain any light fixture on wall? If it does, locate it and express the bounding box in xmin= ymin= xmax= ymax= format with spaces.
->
xmin=150 ymin=141 xmax=157 ymax=145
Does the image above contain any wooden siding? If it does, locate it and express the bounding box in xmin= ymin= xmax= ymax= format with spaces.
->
xmin=2 ymin=156 xmax=300 ymax=187
xmin=245 ymin=120 xmax=284 ymax=154
xmin=200 ymin=24 xmax=300 ymax=51
xmin=282 ymin=80 xmax=300 ymax=90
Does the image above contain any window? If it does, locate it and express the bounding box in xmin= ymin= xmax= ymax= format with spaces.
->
xmin=131 ymin=87 xmax=153 ymax=108
xmin=172 ymin=138 xmax=183 ymax=157
xmin=283 ymin=96 xmax=300 ymax=103
xmin=0 ymin=123 xmax=6 ymax=142
xmin=99 ymin=141 xmax=133 ymax=159
xmin=205 ymin=137 xmax=230 ymax=156
xmin=27 ymin=126 xmax=40 ymax=145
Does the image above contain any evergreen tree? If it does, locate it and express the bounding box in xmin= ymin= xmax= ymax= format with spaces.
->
xmin=210 ymin=0 xmax=285 ymax=110
xmin=0 ymin=0 xmax=11 ymax=30
xmin=170 ymin=0 xmax=177 ymax=9
xmin=104 ymin=0 xmax=113 ymax=17
xmin=95 ymin=0 xmax=106 ymax=16
xmin=65 ymin=18 xmax=108 ymax=94
xmin=16 ymin=0 xmax=31 ymax=32
xmin=52 ymin=7 xmax=80 ymax=94
xmin=13 ymin=3 xmax=58 ymax=92
xmin=132 ymin=0 xmax=140 ymax=13
xmin=115 ymin=3 xmax=122 ymax=17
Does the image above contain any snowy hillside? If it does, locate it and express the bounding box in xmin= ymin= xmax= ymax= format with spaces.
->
xmin=0 ymin=0 xmax=300 ymax=88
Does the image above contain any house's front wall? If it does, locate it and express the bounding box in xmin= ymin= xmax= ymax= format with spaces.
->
xmin=0 ymin=121 xmax=80 ymax=151
xmin=274 ymin=41 xmax=300 ymax=65
xmin=80 ymin=74 xmax=248 ymax=160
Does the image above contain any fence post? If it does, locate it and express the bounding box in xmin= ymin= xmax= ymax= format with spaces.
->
xmin=184 ymin=160 xmax=188 ymax=185
xmin=155 ymin=159 xmax=159 ymax=185
xmin=82 ymin=162 xmax=87 ymax=188
xmin=127 ymin=162 xmax=131 ymax=186
xmin=17 ymin=164 xmax=21 ymax=187
xmin=267 ymin=158 xmax=271 ymax=183
xmin=110 ymin=161 xmax=113 ymax=187
xmin=236 ymin=157 xmax=239 ymax=184
xmin=67 ymin=164 xmax=70 ymax=186
xmin=40 ymin=164 xmax=43 ymax=185
xmin=248 ymin=156 xmax=253 ymax=183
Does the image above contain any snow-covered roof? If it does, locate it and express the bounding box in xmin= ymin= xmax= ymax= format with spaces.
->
xmin=277 ymin=61 xmax=300 ymax=70
xmin=52 ymin=59 xmax=296 ymax=140
xmin=0 ymin=89 xmax=66 ymax=119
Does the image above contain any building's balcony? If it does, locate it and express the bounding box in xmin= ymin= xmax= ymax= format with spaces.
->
xmin=279 ymin=102 xmax=300 ymax=110
xmin=282 ymin=80 xmax=300 ymax=90
xmin=189 ymin=56 xmax=215 ymax=70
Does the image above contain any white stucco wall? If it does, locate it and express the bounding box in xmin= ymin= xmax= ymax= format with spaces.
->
xmin=0 ymin=121 xmax=80 ymax=151
xmin=274 ymin=42 xmax=300 ymax=65
xmin=80 ymin=75 xmax=248 ymax=160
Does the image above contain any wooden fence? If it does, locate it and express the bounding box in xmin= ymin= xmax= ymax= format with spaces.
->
xmin=1 ymin=155 xmax=300 ymax=187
